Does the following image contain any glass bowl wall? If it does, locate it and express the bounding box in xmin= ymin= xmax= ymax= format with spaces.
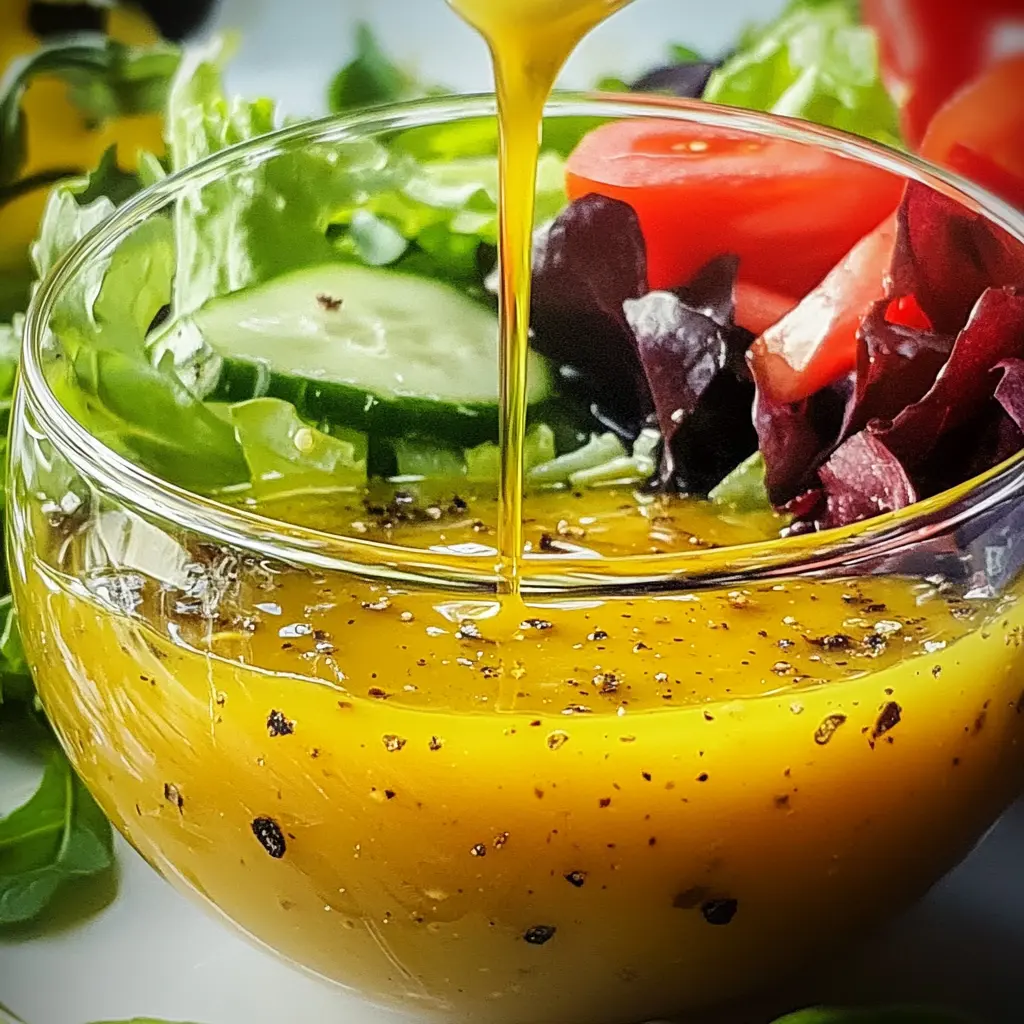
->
xmin=9 ymin=95 xmax=1024 ymax=1024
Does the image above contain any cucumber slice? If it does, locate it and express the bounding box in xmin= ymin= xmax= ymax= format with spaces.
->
xmin=194 ymin=263 xmax=553 ymax=444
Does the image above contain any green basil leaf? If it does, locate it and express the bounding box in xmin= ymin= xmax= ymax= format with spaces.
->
xmin=0 ymin=750 xmax=113 ymax=926
xmin=328 ymin=22 xmax=419 ymax=113
xmin=0 ymin=35 xmax=179 ymax=193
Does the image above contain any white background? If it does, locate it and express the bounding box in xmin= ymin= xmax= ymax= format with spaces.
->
xmin=4 ymin=1 xmax=1024 ymax=1022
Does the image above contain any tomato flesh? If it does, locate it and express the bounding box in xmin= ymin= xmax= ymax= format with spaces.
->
xmin=566 ymin=119 xmax=904 ymax=299
xmin=863 ymin=0 xmax=1024 ymax=148
xmin=748 ymin=216 xmax=897 ymax=405
xmin=734 ymin=282 xmax=798 ymax=336
xmin=920 ymin=55 xmax=1024 ymax=210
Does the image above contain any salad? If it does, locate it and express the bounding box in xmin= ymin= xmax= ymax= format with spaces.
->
xmin=1 ymin=0 xmax=1022 ymax=1021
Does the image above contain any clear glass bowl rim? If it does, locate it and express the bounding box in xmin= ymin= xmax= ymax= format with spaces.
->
xmin=19 ymin=91 xmax=1024 ymax=596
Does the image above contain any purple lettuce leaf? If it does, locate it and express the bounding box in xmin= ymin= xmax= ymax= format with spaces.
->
xmin=755 ymin=374 xmax=850 ymax=506
xmin=818 ymin=432 xmax=917 ymax=530
xmin=840 ymin=301 xmax=955 ymax=438
xmin=531 ymin=201 xmax=757 ymax=493
xmin=890 ymin=181 xmax=1024 ymax=334
xmin=757 ymin=178 xmax=1024 ymax=529
xmin=624 ymin=256 xmax=757 ymax=493
xmin=631 ymin=61 xmax=719 ymax=99
xmin=878 ymin=287 xmax=1024 ymax=469
xmin=531 ymin=194 xmax=650 ymax=426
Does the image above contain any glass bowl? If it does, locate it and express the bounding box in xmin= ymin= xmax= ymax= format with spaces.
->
xmin=9 ymin=95 xmax=1024 ymax=1024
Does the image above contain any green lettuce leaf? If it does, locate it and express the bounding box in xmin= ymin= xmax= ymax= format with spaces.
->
xmin=28 ymin=144 xmax=149 ymax=336
xmin=332 ymin=150 xmax=566 ymax=282
xmin=225 ymin=398 xmax=367 ymax=497
xmin=394 ymin=424 xmax=555 ymax=484
xmin=703 ymin=0 xmax=902 ymax=148
xmin=31 ymin=147 xmax=250 ymax=492
xmin=0 ymin=748 xmax=114 ymax=927
xmin=527 ymin=430 xmax=661 ymax=489
xmin=167 ymin=36 xmax=409 ymax=315
xmin=709 ymin=452 xmax=772 ymax=513
xmin=0 ymin=596 xmax=32 ymax=707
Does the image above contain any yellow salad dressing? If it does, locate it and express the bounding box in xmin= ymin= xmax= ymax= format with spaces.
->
xmin=16 ymin=489 xmax=1024 ymax=1023
xmin=446 ymin=0 xmax=632 ymax=592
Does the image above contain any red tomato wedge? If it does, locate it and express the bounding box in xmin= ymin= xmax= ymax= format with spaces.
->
xmin=565 ymin=119 xmax=904 ymax=298
xmin=863 ymin=0 xmax=1023 ymax=149
xmin=735 ymin=282 xmax=798 ymax=336
xmin=920 ymin=55 xmax=1024 ymax=210
xmin=748 ymin=215 xmax=898 ymax=405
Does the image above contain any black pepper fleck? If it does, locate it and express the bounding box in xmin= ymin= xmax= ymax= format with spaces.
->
xmin=807 ymin=633 xmax=854 ymax=651
xmin=251 ymin=816 xmax=287 ymax=859
xmin=163 ymin=782 xmax=184 ymax=812
xmin=701 ymin=898 xmax=738 ymax=925
xmin=871 ymin=701 xmax=902 ymax=743
xmin=267 ymin=710 xmax=294 ymax=737
xmin=524 ymin=925 xmax=557 ymax=945
xmin=814 ymin=713 xmax=848 ymax=746
xmin=383 ymin=734 xmax=407 ymax=753
xmin=565 ymin=870 xmax=587 ymax=888
xmin=520 ymin=618 xmax=554 ymax=631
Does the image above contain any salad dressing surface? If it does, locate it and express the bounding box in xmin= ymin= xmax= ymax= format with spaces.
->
xmin=445 ymin=0 xmax=633 ymax=596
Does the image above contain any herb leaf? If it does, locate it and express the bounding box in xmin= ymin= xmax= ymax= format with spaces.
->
xmin=0 ymin=751 xmax=114 ymax=926
xmin=0 ymin=35 xmax=179 ymax=194
xmin=771 ymin=1008 xmax=979 ymax=1024
xmin=328 ymin=23 xmax=437 ymax=113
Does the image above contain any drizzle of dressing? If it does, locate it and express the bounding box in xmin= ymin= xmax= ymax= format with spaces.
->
xmin=445 ymin=0 xmax=634 ymax=595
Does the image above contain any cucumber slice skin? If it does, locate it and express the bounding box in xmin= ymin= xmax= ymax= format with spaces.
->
xmin=210 ymin=356 xmax=491 ymax=446
xmin=211 ymin=358 xmax=579 ymax=448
